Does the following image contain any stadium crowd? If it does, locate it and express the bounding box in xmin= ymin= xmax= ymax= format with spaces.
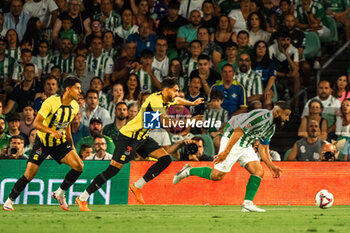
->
xmin=0 ymin=0 xmax=349 ymax=162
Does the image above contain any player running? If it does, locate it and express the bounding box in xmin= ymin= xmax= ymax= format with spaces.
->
xmin=173 ymin=101 xmax=291 ymax=212
xmin=3 ymin=77 xmax=83 ymax=211
xmin=76 ymin=78 xmax=204 ymax=211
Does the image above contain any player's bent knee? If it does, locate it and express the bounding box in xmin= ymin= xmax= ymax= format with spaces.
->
xmin=75 ymin=161 xmax=84 ymax=172
xmin=253 ymin=169 xmax=264 ymax=178
xmin=210 ymin=170 xmax=226 ymax=181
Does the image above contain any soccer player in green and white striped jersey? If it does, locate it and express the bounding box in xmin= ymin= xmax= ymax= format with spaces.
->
xmin=174 ymin=101 xmax=291 ymax=212
xmin=0 ymin=38 xmax=16 ymax=83
xmin=93 ymin=0 xmax=121 ymax=32
xmin=49 ymin=38 xmax=75 ymax=74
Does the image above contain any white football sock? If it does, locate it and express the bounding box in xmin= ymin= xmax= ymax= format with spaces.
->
xmin=79 ymin=191 xmax=90 ymax=201
xmin=5 ymin=198 xmax=14 ymax=205
xmin=134 ymin=177 xmax=146 ymax=189
xmin=55 ymin=187 xmax=65 ymax=197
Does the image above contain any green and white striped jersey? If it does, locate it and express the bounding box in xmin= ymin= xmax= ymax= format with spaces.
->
xmin=12 ymin=63 xmax=39 ymax=80
xmin=49 ymin=55 xmax=75 ymax=73
xmin=34 ymin=55 xmax=51 ymax=76
xmin=204 ymin=107 xmax=229 ymax=133
xmin=135 ymin=69 xmax=161 ymax=93
xmin=223 ymin=109 xmax=275 ymax=148
xmin=98 ymin=91 xmax=108 ymax=110
xmin=234 ymin=69 xmax=263 ymax=97
xmin=103 ymin=47 xmax=117 ymax=60
xmin=6 ymin=48 xmax=21 ymax=61
xmin=183 ymin=58 xmax=197 ymax=78
xmin=0 ymin=56 xmax=16 ymax=82
xmin=93 ymin=11 xmax=121 ymax=32
xmin=86 ymin=54 xmax=114 ymax=80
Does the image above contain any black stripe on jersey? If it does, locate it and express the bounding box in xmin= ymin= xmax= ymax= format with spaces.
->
xmin=45 ymin=108 xmax=59 ymax=146
xmin=56 ymin=106 xmax=66 ymax=146
xmin=134 ymin=128 xmax=143 ymax=140
xmin=139 ymin=128 xmax=150 ymax=140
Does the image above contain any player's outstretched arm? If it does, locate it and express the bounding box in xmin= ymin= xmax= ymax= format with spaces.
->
xmin=258 ymin=144 xmax=282 ymax=178
xmin=174 ymin=97 xmax=205 ymax=106
xmin=33 ymin=114 xmax=62 ymax=139
xmin=214 ymin=127 xmax=244 ymax=164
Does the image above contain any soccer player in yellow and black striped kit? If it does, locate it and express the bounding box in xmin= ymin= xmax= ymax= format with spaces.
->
xmin=76 ymin=78 xmax=204 ymax=211
xmin=3 ymin=77 xmax=83 ymax=211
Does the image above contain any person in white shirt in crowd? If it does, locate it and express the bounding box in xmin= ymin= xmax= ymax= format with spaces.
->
xmin=179 ymin=0 xmax=204 ymax=18
xmin=0 ymin=10 xmax=8 ymax=38
xmin=228 ymin=0 xmax=252 ymax=33
xmin=23 ymin=0 xmax=59 ymax=29
xmin=4 ymin=0 xmax=31 ymax=40
xmin=247 ymin=11 xmax=271 ymax=47
xmin=152 ymin=37 xmax=169 ymax=82
xmin=85 ymin=135 xmax=113 ymax=160
xmin=80 ymin=89 xmax=112 ymax=128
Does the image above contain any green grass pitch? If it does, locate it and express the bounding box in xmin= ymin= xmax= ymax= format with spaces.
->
xmin=1 ymin=205 xmax=350 ymax=233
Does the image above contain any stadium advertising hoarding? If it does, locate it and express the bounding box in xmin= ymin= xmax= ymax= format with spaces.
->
xmin=0 ymin=160 xmax=130 ymax=205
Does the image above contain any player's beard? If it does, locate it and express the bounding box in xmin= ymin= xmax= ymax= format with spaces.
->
xmin=273 ymin=116 xmax=285 ymax=131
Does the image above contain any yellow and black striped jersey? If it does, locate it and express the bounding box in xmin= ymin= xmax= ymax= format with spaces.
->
xmin=37 ymin=95 xmax=79 ymax=147
xmin=120 ymin=92 xmax=177 ymax=140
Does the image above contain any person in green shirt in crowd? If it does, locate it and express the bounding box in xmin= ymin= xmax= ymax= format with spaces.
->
xmin=325 ymin=0 xmax=350 ymax=42
xmin=236 ymin=30 xmax=252 ymax=60
xmin=217 ymin=41 xmax=239 ymax=74
xmin=103 ymin=102 xmax=128 ymax=145
xmin=59 ymin=13 xmax=78 ymax=45
xmin=0 ymin=117 xmax=10 ymax=151
xmin=75 ymin=117 xmax=115 ymax=155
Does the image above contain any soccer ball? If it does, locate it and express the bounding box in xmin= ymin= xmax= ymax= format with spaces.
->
xmin=315 ymin=189 xmax=334 ymax=209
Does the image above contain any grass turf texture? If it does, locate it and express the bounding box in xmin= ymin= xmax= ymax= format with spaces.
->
xmin=1 ymin=205 xmax=350 ymax=233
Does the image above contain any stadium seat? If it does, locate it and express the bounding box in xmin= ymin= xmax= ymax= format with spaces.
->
xmin=283 ymin=148 xmax=292 ymax=161
xmin=321 ymin=16 xmax=339 ymax=43
xmin=303 ymin=31 xmax=322 ymax=59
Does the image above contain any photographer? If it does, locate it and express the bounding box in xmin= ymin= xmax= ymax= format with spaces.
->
xmin=169 ymin=136 xmax=213 ymax=161
xmin=320 ymin=143 xmax=338 ymax=161
xmin=0 ymin=135 xmax=26 ymax=160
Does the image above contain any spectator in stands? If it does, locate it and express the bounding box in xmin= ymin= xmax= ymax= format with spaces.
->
xmin=211 ymin=64 xmax=248 ymax=116
xmin=123 ymin=73 xmax=140 ymax=106
xmin=71 ymin=111 xmax=89 ymax=147
xmin=247 ymin=11 xmax=271 ymax=46
xmin=34 ymin=40 xmax=51 ymax=78
xmin=216 ymin=42 xmax=239 ymax=75
xmin=287 ymin=119 xmax=325 ymax=161
xmin=85 ymin=135 xmax=113 ymax=160
xmin=76 ymin=117 xmax=115 ymax=155
xmin=0 ymin=37 xmax=16 ymax=82
xmin=270 ymin=0 xmax=293 ymax=30
xmin=168 ymin=58 xmax=187 ymax=93
xmin=235 ymin=53 xmax=264 ymax=103
xmin=23 ymin=0 xmax=59 ymax=29
xmin=80 ymin=144 xmax=93 ymax=160
xmin=253 ymin=140 xmax=281 ymax=161
xmin=0 ymin=10 xmax=8 ymax=38
xmin=4 ymin=64 xmax=43 ymax=114
xmin=212 ymin=15 xmax=237 ymax=54
xmin=34 ymin=75 xmax=58 ymax=112
xmin=23 ymin=128 xmax=36 ymax=158
xmin=334 ymin=99 xmax=350 ymax=152
xmin=135 ymin=49 xmax=161 ymax=92
xmin=333 ymin=75 xmax=350 ymax=102
xmin=102 ymin=31 xmax=117 ymax=60
xmin=157 ymin=0 xmax=188 ymax=53
xmin=103 ymin=102 xmax=128 ymax=145
xmin=302 ymin=80 xmax=341 ymax=129
xmin=12 ymin=49 xmax=39 ymax=81
xmin=90 ymin=77 xmax=108 ymax=109
xmin=152 ymin=37 xmax=169 ymax=81
xmin=86 ymin=36 xmax=114 ymax=87
xmin=106 ymin=83 xmax=125 ymax=120
xmin=127 ymin=21 xmax=157 ymax=57
xmin=4 ymin=0 xmax=31 ymax=40
xmin=179 ymin=0 xmax=204 ymax=19
xmin=190 ymin=54 xmax=220 ymax=96
xmin=186 ymin=76 xmax=206 ymax=116
xmin=294 ymin=0 xmax=330 ymax=41
xmin=197 ymin=26 xmax=222 ymax=67
xmin=0 ymin=135 xmax=26 ymax=159
xmin=171 ymin=136 xmax=213 ymax=161
xmin=167 ymin=91 xmax=192 ymax=136
xmin=229 ymin=0 xmax=252 ymax=32
xmin=269 ymin=29 xmax=300 ymax=110
xmin=93 ymin=0 xmax=121 ymax=32
xmin=80 ymin=89 xmax=112 ymax=127
xmin=85 ymin=19 xmax=103 ymax=45
xmin=183 ymin=40 xmax=203 ymax=79
xmin=22 ymin=17 xmax=44 ymax=56
xmin=298 ymin=99 xmax=328 ymax=140
xmin=115 ymin=8 xmax=139 ymax=45
xmin=19 ymin=105 xmax=34 ymax=137
xmin=5 ymin=29 xmax=20 ymax=61
xmin=325 ymin=0 xmax=350 ymax=42
xmin=127 ymin=103 xmax=139 ymax=121
xmin=49 ymin=65 xmax=62 ymax=80
xmin=52 ymin=0 xmax=91 ymax=44
xmin=176 ymin=10 xmax=201 ymax=50
xmin=6 ymin=113 xmax=28 ymax=146
xmin=203 ymin=90 xmax=228 ymax=153
xmin=132 ymin=0 xmax=155 ymax=30
xmin=251 ymin=40 xmax=276 ymax=109
xmin=236 ymin=30 xmax=252 ymax=59
xmin=137 ymin=92 xmax=151 ymax=107
xmin=58 ymin=13 xmax=79 ymax=46
xmin=70 ymin=55 xmax=94 ymax=93
xmin=49 ymin=38 xmax=75 ymax=75
xmin=0 ymin=117 xmax=10 ymax=150
xmin=200 ymin=0 xmax=218 ymax=34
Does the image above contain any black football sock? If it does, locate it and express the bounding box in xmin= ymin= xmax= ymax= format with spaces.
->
xmin=86 ymin=165 xmax=120 ymax=195
xmin=143 ymin=155 xmax=171 ymax=182
xmin=60 ymin=169 xmax=82 ymax=191
xmin=9 ymin=176 xmax=30 ymax=201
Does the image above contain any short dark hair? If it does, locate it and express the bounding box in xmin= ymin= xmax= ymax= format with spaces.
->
xmin=6 ymin=113 xmax=21 ymax=123
xmin=51 ymin=65 xmax=61 ymax=72
xmin=280 ymin=0 xmax=291 ymax=5
xmin=274 ymin=101 xmax=291 ymax=111
xmin=210 ymin=89 xmax=224 ymax=101
xmin=44 ymin=75 xmax=57 ymax=85
xmin=38 ymin=39 xmax=49 ymax=47
xmin=202 ymin=0 xmax=214 ymax=7
xmin=93 ymin=134 xmax=105 ymax=142
xmin=24 ymin=63 xmax=35 ymax=70
xmin=168 ymin=0 xmax=180 ymax=9
xmin=198 ymin=54 xmax=210 ymax=62
xmin=192 ymin=136 xmax=205 ymax=147
xmin=198 ymin=26 xmax=209 ymax=34
xmin=90 ymin=76 xmax=103 ymax=85
xmin=80 ymin=144 xmax=92 ymax=153
xmin=60 ymin=12 xmax=73 ymax=21
xmin=91 ymin=36 xmax=103 ymax=42
xmin=190 ymin=40 xmax=202 ymax=47
xmin=116 ymin=101 xmax=127 ymax=109
xmin=10 ymin=135 xmax=24 ymax=143
xmin=276 ymin=27 xmax=291 ymax=39
xmin=237 ymin=30 xmax=249 ymax=38
xmin=85 ymin=89 xmax=99 ymax=98
xmin=161 ymin=78 xmax=178 ymax=90
xmin=140 ymin=49 xmax=154 ymax=58
xmin=222 ymin=63 xmax=234 ymax=72
xmin=63 ymin=76 xmax=81 ymax=91
xmin=21 ymin=48 xmax=32 ymax=55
